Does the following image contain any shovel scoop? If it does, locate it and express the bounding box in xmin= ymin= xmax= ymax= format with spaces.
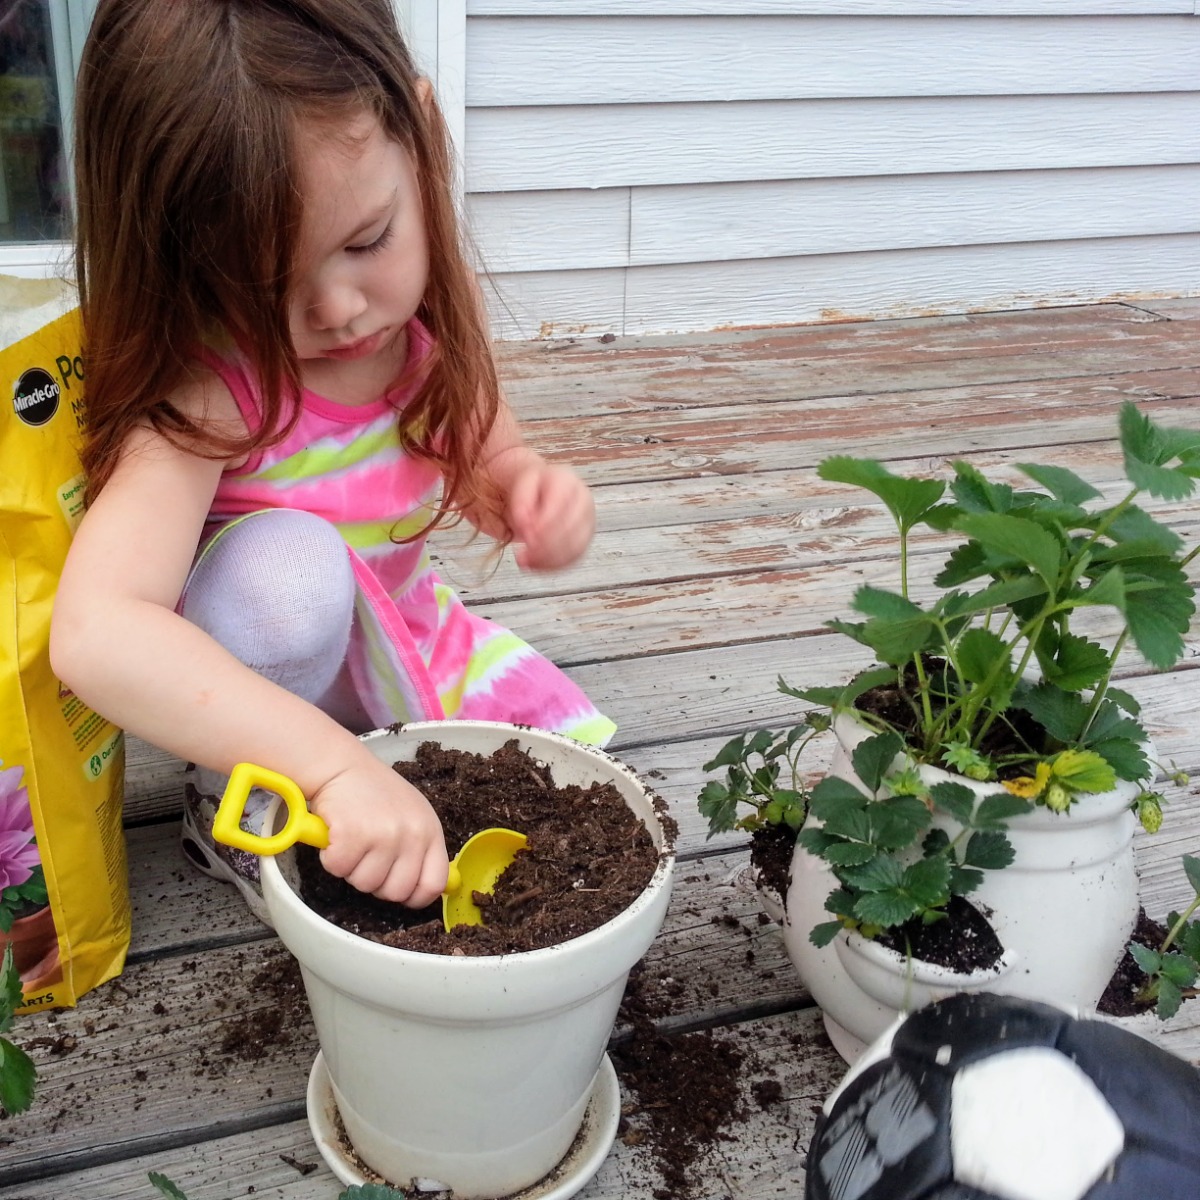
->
xmin=213 ymin=762 xmax=528 ymax=932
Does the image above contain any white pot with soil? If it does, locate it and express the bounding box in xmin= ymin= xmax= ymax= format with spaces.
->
xmin=260 ymin=721 xmax=675 ymax=1199
xmin=784 ymin=713 xmax=1141 ymax=1062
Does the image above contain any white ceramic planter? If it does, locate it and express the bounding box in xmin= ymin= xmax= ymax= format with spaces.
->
xmin=261 ymin=721 xmax=675 ymax=1199
xmin=825 ymin=930 xmax=1019 ymax=1060
xmin=784 ymin=712 xmax=1141 ymax=1062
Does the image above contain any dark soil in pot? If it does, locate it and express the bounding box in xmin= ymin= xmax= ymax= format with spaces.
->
xmin=294 ymin=739 xmax=674 ymax=956
xmin=874 ymin=894 xmax=1005 ymax=973
xmin=1098 ymin=908 xmax=1168 ymax=1017
xmin=855 ymin=655 xmax=1046 ymax=778
xmin=749 ymin=822 xmax=795 ymax=902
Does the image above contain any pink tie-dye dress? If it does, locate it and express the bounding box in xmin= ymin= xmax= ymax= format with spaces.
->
xmin=195 ymin=320 xmax=615 ymax=746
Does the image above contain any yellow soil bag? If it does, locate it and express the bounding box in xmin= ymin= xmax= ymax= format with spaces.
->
xmin=0 ymin=275 xmax=128 ymax=1013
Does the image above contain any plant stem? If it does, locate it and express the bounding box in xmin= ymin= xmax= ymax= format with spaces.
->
xmin=1160 ymin=893 xmax=1200 ymax=955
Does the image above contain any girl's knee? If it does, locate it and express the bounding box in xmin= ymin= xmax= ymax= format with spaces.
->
xmin=181 ymin=509 xmax=356 ymax=685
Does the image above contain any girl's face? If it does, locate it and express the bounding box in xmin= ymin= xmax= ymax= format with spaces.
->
xmin=289 ymin=110 xmax=429 ymax=391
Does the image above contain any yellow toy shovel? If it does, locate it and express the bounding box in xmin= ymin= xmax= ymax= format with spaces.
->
xmin=214 ymin=762 xmax=528 ymax=932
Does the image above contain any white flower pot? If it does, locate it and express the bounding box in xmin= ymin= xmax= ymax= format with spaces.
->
xmin=826 ymin=930 xmax=1019 ymax=1060
xmin=784 ymin=712 xmax=1141 ymax=1062
xmin=261 ymin=721 xmax=675 ymax=1199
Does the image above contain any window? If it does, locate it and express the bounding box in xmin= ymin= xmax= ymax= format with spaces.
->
xmin=0 ymin=0 xmax=87 ymax=275
xmin=0 ymin=1 xmax=454 ymax=277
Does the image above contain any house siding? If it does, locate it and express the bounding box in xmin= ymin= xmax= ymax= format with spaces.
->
xmin=462 ymin=3 xmax=1200 ymax=338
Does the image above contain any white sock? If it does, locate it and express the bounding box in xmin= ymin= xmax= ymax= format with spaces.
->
xmin=181 ymin=508 xmax=356 ymax=705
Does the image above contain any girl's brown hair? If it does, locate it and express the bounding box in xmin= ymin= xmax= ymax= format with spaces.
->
xmin=75 ymin=0 xmax=503 ymax=536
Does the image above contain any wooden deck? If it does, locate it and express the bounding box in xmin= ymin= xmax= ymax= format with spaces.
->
xmin=4 ymin=301 xmax=1200 ymax=1198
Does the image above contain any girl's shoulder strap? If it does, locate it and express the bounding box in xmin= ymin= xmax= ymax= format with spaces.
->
xmin=192 ymin=344 xmax=270 ymax=474
xmin=193 ymin=346 xmax=264 ymax=433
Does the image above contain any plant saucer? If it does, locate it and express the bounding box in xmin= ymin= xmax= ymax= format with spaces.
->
xmin=306 ymin=1050 xmax=621 ymax=1199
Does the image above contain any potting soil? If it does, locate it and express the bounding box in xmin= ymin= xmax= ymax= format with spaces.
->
xmin=295 ymin=739 xmax=672 ymax=955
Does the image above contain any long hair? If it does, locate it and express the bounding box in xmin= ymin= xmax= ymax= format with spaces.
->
xmin=75 ymin=0 xmax=503 ymax=537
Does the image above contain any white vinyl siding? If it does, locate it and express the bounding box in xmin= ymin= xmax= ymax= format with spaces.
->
xmin=464 ymin=4 xmax=1200 ymax=337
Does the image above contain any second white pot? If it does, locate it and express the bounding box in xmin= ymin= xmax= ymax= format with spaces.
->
xmin=784 ymin=713 xmax=1141 ymax=1061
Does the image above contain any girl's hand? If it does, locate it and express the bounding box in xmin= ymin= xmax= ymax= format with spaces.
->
xmin=506 ymin=461 xmax=596 ymax=570
xmin=310 ymin=757 xmax=449 ymax=908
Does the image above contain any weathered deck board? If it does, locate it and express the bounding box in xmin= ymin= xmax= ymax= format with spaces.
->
xmin=6 ymin=303 xmax=1200 ymax=1199
xmin=0 ymin=1010 xmax=841 ymax=1200
xmin=498 ymin=306 xmax=1200 ymax=421
xmin=0 ymin=846 xmax=808 ymax=1188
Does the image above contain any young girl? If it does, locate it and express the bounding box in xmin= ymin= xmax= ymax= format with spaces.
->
xmin=50 ymin=0 xmax=614 ymax=924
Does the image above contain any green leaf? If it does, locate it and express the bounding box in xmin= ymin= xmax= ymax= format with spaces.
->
xmin=949 ymin=864 xmax=985 ymax=896
xmin=1017 ymin=462 xmax=1102 ymax=506
xmin=817 ymin=457 xmax=946 ymax=533
xmin=859 ymin=616 xmax=938 ymax=666
xmin=950 ymin=461 xmax=1015 ymax=514
xmin=850 ymin=588 xmax=938 ymax=664
xmin=745 ymin=729 xmax=778 ymax=759
xmin=340 ymin=1186 xmax=411 ymax=1200
xmin=923 ymin=828 xmax=951 ymax=856
xmin=0 ymin=947 xmax=20 ymax=1035
xmin=1014 ymin=683 xmax=1088 ymax=742
xmin=1129 ymin=941 xmax=1162 ymax=974
xmin=1120 ymin=401 xmax=1200 ymax=501
xmin=901 ymin=856 xmax=952 ymax=908
xmin=850 ymin=731 xmax=904 ymax=795
xmin=1184 ymin=854 xmax=1200 ymax=897
xmin=808 ymin=776 xmax=871 ymax=820
xmin=1103 ymin=505 xmax=1183 ymax=555
xmin=868 ymin=796 xmax=932 ymax=850
xmin=956 ymin=628 xmax=1012 ymax=686
xmin=1090 ymin=736 xmax=1150 ymax=785
xmin=1105 ymin=687 xmax=1141 ymax=716
xmin=823 ymin=842 xmax=878 ymax=867
xmin=852 ymin=586 xmax=923 ymax=621
xmin=147 ymin=1176 xmax=190 ymax=1200
xmin=974 ymin=793 xmax=1032 ymax=828
xmin=853 ymin=890 xmax=919 ymax=929
xmin=840 ymin=855 xmax=905 ymax=893
xmin=1051 ymin=749 xmax=1117 ymax=796
xmin=0 ymin=1037 xmax=35 ymax=1116
xmin=780 ymin=666 xmax=897 ymax=712
xmin=1158 ymin=953 xmax=1199 ymax=989
xmin=809 ymin=920 xmax=844 ymax=948
xmin=954 ymin=512 xmax=1064 ymax=590
xmin=821 ymin=807 xmax=873 ymax=843
xmin=1179 ymin=920 xmax=1200 ymax=964
xmin=936 ymin=540 xmax=989 ymax=587
xmin=1041 ymin=633 xmax=1110 ymax=693
xmin=941 ymin=576 xmax=1047 ymax=617
xmin=1156 ymin=977 xmax=1184 ymax=1021
xmin=698 ymin=780 xmax=739 ymax=837
xmin=702 ymin=736 xmax=746 ymax=773
xmin=928 ymin=781 xmax=976 ymax=825
xmin=962 ymin=831 xmax=1016 ymax=871
xmin=797 ymin=827 xmax=837 ymax=857
xmin=1080 ymin=565 xmax=1126 ymax=613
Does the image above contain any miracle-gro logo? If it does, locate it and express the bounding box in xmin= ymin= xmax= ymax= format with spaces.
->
xmin=13 ymin=366 xmax=60 ymax=427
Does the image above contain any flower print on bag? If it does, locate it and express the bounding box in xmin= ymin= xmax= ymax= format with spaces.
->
xmin=0 ymin=762 xmax=47 ymax=932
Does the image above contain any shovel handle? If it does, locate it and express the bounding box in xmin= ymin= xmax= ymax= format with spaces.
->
xmin=213 ymin=762 xmax=330 ymax=856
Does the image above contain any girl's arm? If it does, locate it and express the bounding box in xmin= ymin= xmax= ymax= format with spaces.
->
xmin=472 ymin=398 xmax=596 ymax=570
xmin=50 ymin=378 xmax=448 ymax=907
